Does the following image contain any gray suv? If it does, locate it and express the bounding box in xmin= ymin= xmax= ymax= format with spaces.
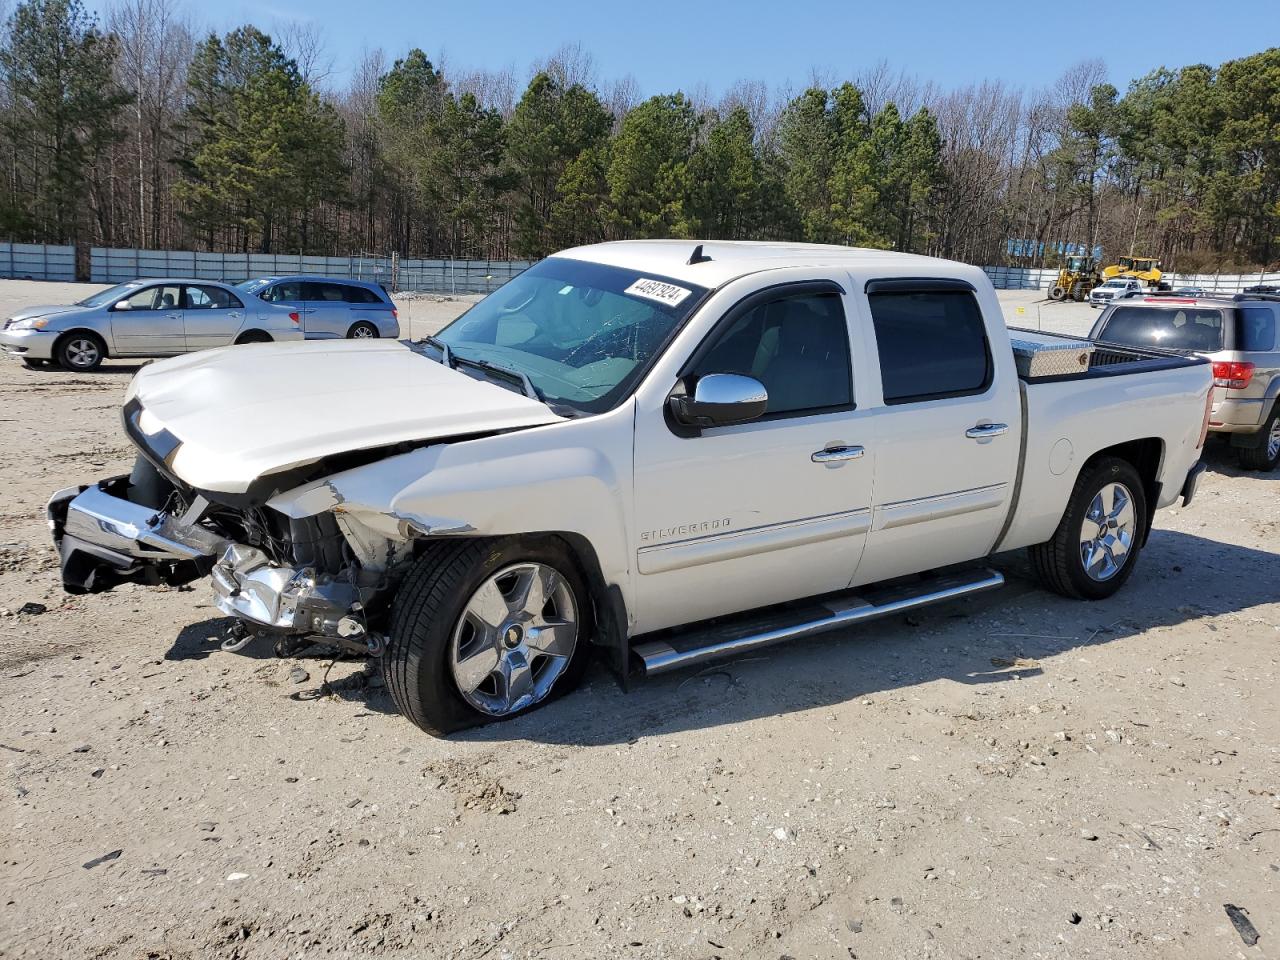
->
xmin=1090 ymin=293 xmax=1280 ymax=470
xmin=238 ymin=276 xmax=399 ymax=340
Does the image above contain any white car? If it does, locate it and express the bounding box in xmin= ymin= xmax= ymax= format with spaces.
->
xmin=49 ymin=242 xmax=1213 ymax=736
xmin=1089 ymin=277 xmax=1144 ymax=308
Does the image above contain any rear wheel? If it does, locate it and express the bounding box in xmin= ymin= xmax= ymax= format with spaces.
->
xmin=56 ymin=332 xmax=105 ymax=371
xmin=347 ymin=320 xmax=378 ymax=339
xmin=1030 ymin=457 xmax=1147 ymax=600
xmin=1236 ymin=406 xmax=1280 ymax=471
xmin=234 ymin=330 xmax=272 ymax=345
xmin=385 ymin=537 xmax=592 ymax=736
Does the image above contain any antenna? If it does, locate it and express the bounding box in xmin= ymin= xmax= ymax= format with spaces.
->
xmin=687 ymin=244 xmax=712 ymax=265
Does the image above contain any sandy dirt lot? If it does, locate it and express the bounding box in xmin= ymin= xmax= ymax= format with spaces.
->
xmin=0 ymin=280 xmax=1276 ymax=959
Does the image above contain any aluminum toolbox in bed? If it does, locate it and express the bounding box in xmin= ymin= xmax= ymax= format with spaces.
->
xmin=1008 ymin=330 xmax=1094 ymax=379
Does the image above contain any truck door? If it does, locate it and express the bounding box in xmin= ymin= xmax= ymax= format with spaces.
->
xmin=630 ymin=280 xmax=876 ymax=634
xmin=851 ymin=278 xmax=1021 ymax=586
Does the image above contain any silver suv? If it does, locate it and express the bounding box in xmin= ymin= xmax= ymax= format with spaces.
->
xmin=237 ymin=276 xmax=399 ymax=340
xmin=1090 ymin=293 xmax=1280 ymax=470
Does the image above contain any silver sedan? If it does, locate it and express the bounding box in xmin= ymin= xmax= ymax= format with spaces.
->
xmin=0 ymin=279 xmax=305 ymax=371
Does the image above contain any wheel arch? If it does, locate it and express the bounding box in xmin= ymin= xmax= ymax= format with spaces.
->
xmin=409 ymin=531 xmax=631 ymax=688
xmin=234 ymin=329 xmax=273 ymax=344
xmin=1077 ymin=436 xmax=1164 ymax=546
xmin=52 ymin=327 xmax=109 ymax=359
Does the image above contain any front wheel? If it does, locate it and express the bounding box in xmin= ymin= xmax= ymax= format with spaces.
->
xmin=385 ymin=537 xmax=592 ymax=736
xmin=57 ymin=333 xmax=105 ymax=371
xmin=1236 ymin=406 xmax=1280 ymax=471
xmin=1029 ymin=457 xmax=1147 ymax=600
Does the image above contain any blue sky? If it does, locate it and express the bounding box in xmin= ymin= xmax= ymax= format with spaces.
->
xmin=195 ymin=0 xmax=1271 ymax=96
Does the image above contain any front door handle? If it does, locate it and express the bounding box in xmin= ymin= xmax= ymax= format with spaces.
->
xmin=965 ymin=423 xmax=1009 ymax=439
xmin=812 ymin=445 xmax=865 ymax=463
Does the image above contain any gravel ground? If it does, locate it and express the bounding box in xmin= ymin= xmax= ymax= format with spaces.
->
xmin=0 ymin=279 xmax=1276 ymax=960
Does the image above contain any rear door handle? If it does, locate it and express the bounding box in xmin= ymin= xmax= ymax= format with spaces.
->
xmin=965 ymin=423 xmax=1009 ymax=439
xmin=812 ymin=445 xmax=865 ymax=463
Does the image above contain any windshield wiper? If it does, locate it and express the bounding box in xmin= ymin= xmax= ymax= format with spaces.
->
xmin=420 ymin=334 xmax=452 ymax=369
xmin=451 ymin=354 xmax=544 ymax=402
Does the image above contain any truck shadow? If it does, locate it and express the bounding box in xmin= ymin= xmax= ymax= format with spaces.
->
xmin=161 ymin=527 xmax=1277 ymax=737
xmin=458 ymin=527 xmax=1278 ymax=746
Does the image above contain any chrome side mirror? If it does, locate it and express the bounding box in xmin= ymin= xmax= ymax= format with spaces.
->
xmin=669 ymin=373 xmax=768 ymax=428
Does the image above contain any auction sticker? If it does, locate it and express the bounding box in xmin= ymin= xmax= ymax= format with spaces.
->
xmin=624 ymin=278 xmax=692 ymax=307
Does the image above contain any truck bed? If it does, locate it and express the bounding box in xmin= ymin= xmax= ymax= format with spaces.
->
xmin=1007 ymin=326 xmax=1206 ymax=382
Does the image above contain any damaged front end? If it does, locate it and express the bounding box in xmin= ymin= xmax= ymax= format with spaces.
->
xmin=49 ymin=472 xmax=398 ymax=657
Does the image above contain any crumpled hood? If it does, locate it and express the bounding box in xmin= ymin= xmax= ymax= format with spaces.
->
xmin=127 ymin=339 xmax=563 ymax=494
xmin=6 ymin=303 xmax=84 ymax=323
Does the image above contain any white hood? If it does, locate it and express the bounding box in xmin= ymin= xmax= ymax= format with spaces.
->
xmin=128 ymin=339 xmax=563 ymax=493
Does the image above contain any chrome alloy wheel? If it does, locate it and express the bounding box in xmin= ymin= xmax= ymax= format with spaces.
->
xmin=351 ymin=324 xmax=376 ymax=339
xmin=64 ymin=337 xmax=100 ymax=368
xmin=1078 ymin=481 xmax=1136 ymax=581
xmin=449 ymin=562 xmax=579 ymax=716
xmin=1267 ymin=415 xmax=1280 ymax=461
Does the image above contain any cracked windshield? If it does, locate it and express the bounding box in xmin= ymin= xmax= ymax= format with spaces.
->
xmin=434 ymin=258 xmax=708 ymax=413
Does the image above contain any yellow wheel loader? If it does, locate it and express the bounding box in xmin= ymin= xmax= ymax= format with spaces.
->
xmin=1048 ymin=255 xmax=1101 ymax=301
xmin=1102 ymin=256 xmax=1165 ymax=288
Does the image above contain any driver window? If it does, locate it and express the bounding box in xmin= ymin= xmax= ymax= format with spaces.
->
xmin=689 ymin=290 xmax=853 ymax=417
xmin=122 ymin=285 xmax=180 ymax=311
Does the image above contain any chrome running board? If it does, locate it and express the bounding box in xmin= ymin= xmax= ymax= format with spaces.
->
xmin=632 ymin=567 xmax=1005 ymax=677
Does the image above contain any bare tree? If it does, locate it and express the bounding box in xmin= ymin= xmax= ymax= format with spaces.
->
xmin=277 ymin=19 xmax=335 ymax=88
xmin=108 ymin=0 xmax=192 ymax=248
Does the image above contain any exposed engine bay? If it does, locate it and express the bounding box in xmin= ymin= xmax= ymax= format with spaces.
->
xmin=48 ymin=458 xmax=414 ymax=659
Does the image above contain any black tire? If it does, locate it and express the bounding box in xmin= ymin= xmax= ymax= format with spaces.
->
xmin=1048 ymin=285 xmax=1065 ymax=301
xmin=1029 ymin=457 xmax=1147 ymax=601
xmin=385 ymin=537 xmax=593 ymax=737
xmin=1236 ymin=405 xmax=1280 ymax=471
xmin=234 ymin=330 xmax=272 ymax=345
xmin=347 ymin=320 xmax=379 ymax=340
xmin=55 ymin=331 xmax=106 ymax=371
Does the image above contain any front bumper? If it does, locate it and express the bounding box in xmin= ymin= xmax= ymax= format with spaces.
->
xmin=48 ymin=478 xmax=223 ymax=593
xmin=0 ymin=327 xmax=57 ymax=360
xmin=50 ymin=477 xmax=370 ymax=643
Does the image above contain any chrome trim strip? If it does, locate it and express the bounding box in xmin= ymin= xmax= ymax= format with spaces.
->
xmin=637 ymin=508 xmax=872 ymax=575
xmin=874 ymin=482 xmax=1009 ymax=532
xmin=635 ymin=569 xmax=1005 ymax=675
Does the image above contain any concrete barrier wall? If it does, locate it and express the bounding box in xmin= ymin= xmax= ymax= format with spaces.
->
xmin=79 ymin=246 xmax=1280 ymax=297
xmin=0 ymin=243 xmax=77 ymax=281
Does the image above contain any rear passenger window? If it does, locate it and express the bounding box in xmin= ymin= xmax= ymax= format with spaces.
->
xmin=868 ymin=289 xmax=992 ymax=404
xmin=267 ymin=282 xmax=304 ymax=302
xmin=1239 ymin=306 xmax=1277 ymax=352
xmin=342 ymin=285 xmax=382 ymax=304
xmin=690 ymin=290 xmax=852 ymax=417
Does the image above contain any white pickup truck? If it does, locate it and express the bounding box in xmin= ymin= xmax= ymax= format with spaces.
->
xmin=49 ymin=242 xmax=1213 ymax=736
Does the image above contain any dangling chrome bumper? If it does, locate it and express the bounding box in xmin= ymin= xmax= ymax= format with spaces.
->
xmin=49 ymin=475 xmax=376 ymax=649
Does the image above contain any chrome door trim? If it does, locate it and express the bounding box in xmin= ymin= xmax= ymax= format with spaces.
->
xmin=811 ymin=445 xmax=865 ymax=463
xmin=637 ymin=508 xmax=873 ymax=575
xmin=965 ymin=423 xmax=1009 ymax=439
xmin=873 ymin=482 xmax=1009 ymax=532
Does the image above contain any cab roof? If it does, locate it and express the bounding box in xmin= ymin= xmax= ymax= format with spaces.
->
xmin=554 ymin=240 xmax=984 ymax=289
